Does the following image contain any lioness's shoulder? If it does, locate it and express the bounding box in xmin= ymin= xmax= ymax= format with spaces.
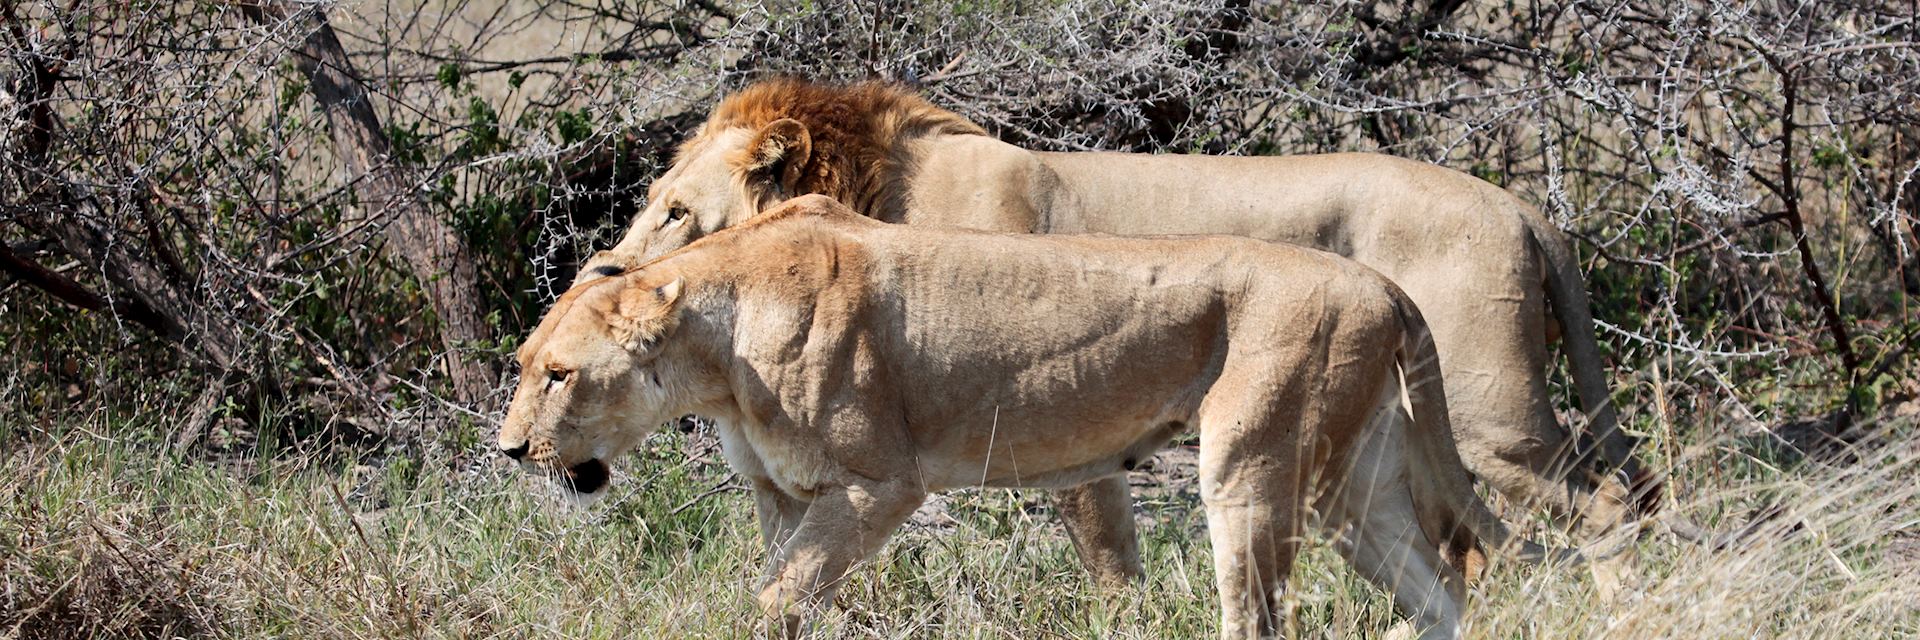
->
xmin=697 ymin=195 xmax=884 ymax=266
xmin=758 ymin=194 xmax=866 ymax=223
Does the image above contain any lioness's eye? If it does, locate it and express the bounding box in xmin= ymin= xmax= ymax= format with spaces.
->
xmin=547 ymin=368 xmax=570 ymax=383
xmin=666 ymin=205 xmax=689 ymax=222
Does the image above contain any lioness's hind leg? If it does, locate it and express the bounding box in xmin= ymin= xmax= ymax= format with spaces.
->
xmin=1054 ymin=475 xmax=1144 ymax=586
xmin=1196 ymin=419 xmax=1305 ymax=639
xmin=1201 ymin=479 xmax=1302 ymax=640
xmin=1332 ymin=395 xmax=1467 ymax=640
xmin=1339 ymin=488 xmax=1467 ymax=640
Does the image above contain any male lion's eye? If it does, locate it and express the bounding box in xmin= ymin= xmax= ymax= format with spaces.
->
xmin=547 ymin=368 xmax=570 ymax=384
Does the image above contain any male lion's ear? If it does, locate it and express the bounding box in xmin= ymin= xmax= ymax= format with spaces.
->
xmin=744 ymin=118 xmax=812 ymax=196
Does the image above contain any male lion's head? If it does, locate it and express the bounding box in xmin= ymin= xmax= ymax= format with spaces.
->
xmin=497 ymin=272 xmax=695 ymax=499
xmin=575 ymin=79 xmax=983 ymax=284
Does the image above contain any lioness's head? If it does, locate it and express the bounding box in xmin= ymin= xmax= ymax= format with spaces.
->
xmin=497 ymin=273 xmax=695 ymax=498
xmin=575 ymin=79 xmax=983 ymax=283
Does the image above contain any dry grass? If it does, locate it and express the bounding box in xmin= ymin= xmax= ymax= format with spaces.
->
xmin=2 ymin=405 xmax=1915 ymax=639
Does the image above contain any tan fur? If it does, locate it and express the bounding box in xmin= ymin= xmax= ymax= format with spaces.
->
xmin=583 ymin=80 xmax=1654 ymax=587
xmin=508 ymin=196 xmax=1569 ymax=639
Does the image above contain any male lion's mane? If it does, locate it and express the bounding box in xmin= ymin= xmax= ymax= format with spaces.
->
xmin=680 ymin=78 xmax=987 ymax=216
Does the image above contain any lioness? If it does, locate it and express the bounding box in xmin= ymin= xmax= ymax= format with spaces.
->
xmin=504 ymin=195 xmax=1568 ymax=639
xmin=578 ymin=80 xmax=1654 ymax=583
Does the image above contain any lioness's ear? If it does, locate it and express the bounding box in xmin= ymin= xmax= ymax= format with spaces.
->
xmin=654 ymin=278 xmax=682 ymax=307
xmin=744 ymin=118 xmax=812 ymax=196
xmin=610 ymin=278 xmax=683 ymax=350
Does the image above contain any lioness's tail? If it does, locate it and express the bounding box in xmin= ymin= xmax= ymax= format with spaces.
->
xmin=1389 ymin=290 xmax=1584 ymax=575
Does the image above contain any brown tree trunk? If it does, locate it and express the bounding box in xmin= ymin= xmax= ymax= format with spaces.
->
xmin=0 ymin=237 xmax=173 ymax=337
xmin=240 ymin=1 xmax=495 ymax=408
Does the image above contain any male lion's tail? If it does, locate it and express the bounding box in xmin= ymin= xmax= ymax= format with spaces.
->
xmin=1523 ymin=211 xmax=1663 ymax=518
xmin=1389 ymin=290 xmax=1584 ymax=579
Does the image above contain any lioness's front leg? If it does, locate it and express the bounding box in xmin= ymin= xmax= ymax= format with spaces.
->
xmin=752 ymin=478 xmax=809 ymax=576
xmin=756 ymin=479 xmax=925 ymax=636
xmin=1053 ymin=475 xmax=1143 ymax=586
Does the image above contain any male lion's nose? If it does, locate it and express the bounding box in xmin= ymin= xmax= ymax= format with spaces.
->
xmin=500 ymin=440 xmax=530 ymax=460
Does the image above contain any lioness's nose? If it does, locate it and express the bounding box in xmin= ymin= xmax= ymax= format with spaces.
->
xmin=500 ymin=440 xmax=530 ymax=460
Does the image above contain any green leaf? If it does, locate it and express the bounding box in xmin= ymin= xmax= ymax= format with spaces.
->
xmin=554 ymin=108 xmax=594 ymax=145
xmin=436 ymin=63 xmax=463 ymax=91
xmin=1811 ymin=144 xmax=1847 ymax=171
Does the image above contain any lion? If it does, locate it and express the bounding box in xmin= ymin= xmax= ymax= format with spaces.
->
xmin=503 ymin=195 xmax=1574 ymax=640
xmin=575 ymin=79 xmax=1656 ymax=584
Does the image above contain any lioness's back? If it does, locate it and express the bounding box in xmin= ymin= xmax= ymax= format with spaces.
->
xmin=844 ymin=220 xmax=1406 ymax=336
xmin=732 ymin=213 xmax=1412 ymax=413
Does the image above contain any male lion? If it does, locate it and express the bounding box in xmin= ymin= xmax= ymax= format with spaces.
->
xmin=505 ymin=195 xmax=1570 ymax=639
xmin=577 ymin=79 xmax=1655 ymax=584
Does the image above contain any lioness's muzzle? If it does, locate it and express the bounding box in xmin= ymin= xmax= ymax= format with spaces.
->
xmin=500 ymin=440 xmax=529 ymax=460
xmin=567 ymin=459 xmax=611 ymax=494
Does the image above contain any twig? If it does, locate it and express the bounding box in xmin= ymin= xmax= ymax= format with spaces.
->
xmin=395 ymin=44 xmax=690 ymax=80
xmin=1759 ymin=52 xmax=1862 ymax=428
xmin=669 ymin=474 xmax=746 ymax=515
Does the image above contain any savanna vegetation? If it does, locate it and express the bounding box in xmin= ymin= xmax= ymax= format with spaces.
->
xmin=2 ymin=0 xmax=1916 ymax=637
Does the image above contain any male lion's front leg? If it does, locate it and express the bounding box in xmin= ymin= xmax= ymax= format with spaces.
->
xmin=1053 ymin=475 xmax=1144 ymax=586
xmin=756 ymin=479 xmax=924 ymax=636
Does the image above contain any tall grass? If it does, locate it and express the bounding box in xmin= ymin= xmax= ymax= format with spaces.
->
xmin=2 ymin=409 xmax=1915 ymax=639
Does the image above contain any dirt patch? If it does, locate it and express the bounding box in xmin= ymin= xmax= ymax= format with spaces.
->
xmin=1888 ymin=531 xmax=1920 ymax=578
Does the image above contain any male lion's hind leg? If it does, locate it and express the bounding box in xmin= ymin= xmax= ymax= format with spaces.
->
xmin=1460 ymin=338 xmax=1642 ymax=596
xmin=1405 ymin=269 xmax=1647 ymax=536
xmin=1053 ymin=475 xmax=1144 ymax=586
xmin=1418 ymin=289 xmax=1646 ymax=591
xmin=755 ymin=480 xmax=924 ymax=638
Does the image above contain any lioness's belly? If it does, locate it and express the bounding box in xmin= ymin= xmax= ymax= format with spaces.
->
xmin=909 ymin=411 xmax=1194 ymax=491
xmin=878 ymin=286 xmax=1225 ymax=490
